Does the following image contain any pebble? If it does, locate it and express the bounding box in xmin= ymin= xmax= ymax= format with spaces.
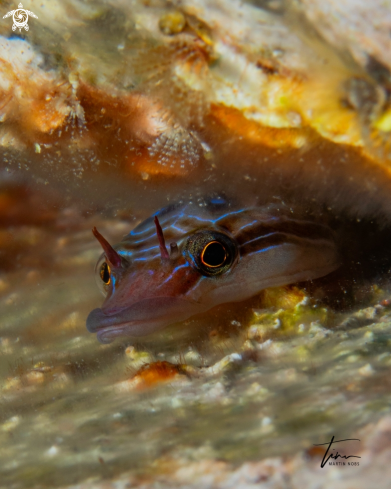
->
xmin=204 ymin=353 xmax=242 ymax=375
xmin=1 ymin=416 xmax=20 ymax=432
xmin=46 ymin=445 xmax=59 ymax=457
xmin=184 ymin=349 xmax=203 ymax=366
xmin=358 ymin=363 xmax=375 ymax=377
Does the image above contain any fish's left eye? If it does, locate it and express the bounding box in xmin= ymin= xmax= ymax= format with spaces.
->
xmin=184 ymin=230 xmax=238 ymax=277
xmin=100 ymin=262 xmax=111 ymax=284
xmin=95 ymin=254 xmax=113 ymax=296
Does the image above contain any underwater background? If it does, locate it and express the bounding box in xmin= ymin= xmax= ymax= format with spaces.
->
xmin=1 ymin=0 xmax=391 ymax=487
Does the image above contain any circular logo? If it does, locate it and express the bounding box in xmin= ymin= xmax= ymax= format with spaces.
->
xmin=12 ymin=8 xmax=28 ymax=30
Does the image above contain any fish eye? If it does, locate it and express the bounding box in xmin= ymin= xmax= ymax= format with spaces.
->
xmin=100 ymin=262 xmax=111 ymax=285
xmin=201 ymin=241 xmax=227 ymax=268
xmin=184 ymin=230 xmax=238 ymax=276
xmin=95 ymin=254 xmax=112 ymax=296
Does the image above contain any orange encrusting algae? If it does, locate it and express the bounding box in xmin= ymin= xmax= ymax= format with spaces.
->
xmin=131 ymin=361 xmax=184 ymax=389
xmin=77 ymin=82 xmax=198 ymax=177
xmin=210 ymin=104 xmax=309 ymax=149
xmin=0 ymin=37 xmax=76 ymax=145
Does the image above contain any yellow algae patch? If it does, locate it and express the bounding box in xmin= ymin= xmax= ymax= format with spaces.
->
xmin=159 ymin=11 xmax=187 ymax=35
xmin=249 ymin=65 xmax=363 ymax=146
xmin=261 ymin=286 xmax=307 ymax=310
xmin=374 ymin=108 xmax=391 ymax=133
xmin=292 ymin=74 xmax=363 ymax=145
xmin=248 ymin=286 xmax=331 ymax=341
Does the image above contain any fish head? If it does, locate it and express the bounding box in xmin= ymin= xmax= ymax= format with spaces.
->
xmin=87 ymin=199 xmax=340 ymax=342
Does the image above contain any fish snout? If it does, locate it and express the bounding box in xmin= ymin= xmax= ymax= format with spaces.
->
xmin=86 ymin=297 xmax=203 ymax=342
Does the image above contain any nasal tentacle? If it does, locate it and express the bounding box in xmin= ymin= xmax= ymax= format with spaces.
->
xmin=170 ymin=242 xmax=179 ymax=258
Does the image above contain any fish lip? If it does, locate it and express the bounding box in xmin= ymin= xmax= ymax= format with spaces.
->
xmin=86 ymin=307 xmax=170 ymax=343
xmin=86 ymin=308 xmax=117 ymax=333
xmin=86 ymin=296 xmax=202 ymax=342
xmin=95 ymin=322 xmax=156 ymax=344
xmin=86 ymin=306 xmax=159 ymax=334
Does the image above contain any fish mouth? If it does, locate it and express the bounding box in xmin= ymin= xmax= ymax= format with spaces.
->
xmin=86 ymin=296 xmax=202 ymax=343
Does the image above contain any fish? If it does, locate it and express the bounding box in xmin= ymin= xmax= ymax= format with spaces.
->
xmin=86 ymin=198 xmax=339 ymax=343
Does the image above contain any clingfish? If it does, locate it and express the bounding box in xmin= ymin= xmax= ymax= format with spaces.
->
xmin=86 ymin=199 xmax=340 ymax=343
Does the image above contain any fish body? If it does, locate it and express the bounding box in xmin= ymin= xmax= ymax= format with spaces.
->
xmin=86 ymin=198 xmax=339 ymax=343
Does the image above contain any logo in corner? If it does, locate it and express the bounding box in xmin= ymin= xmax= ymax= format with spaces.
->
xmin=3 ymin=3 xmax=38 ymax=32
